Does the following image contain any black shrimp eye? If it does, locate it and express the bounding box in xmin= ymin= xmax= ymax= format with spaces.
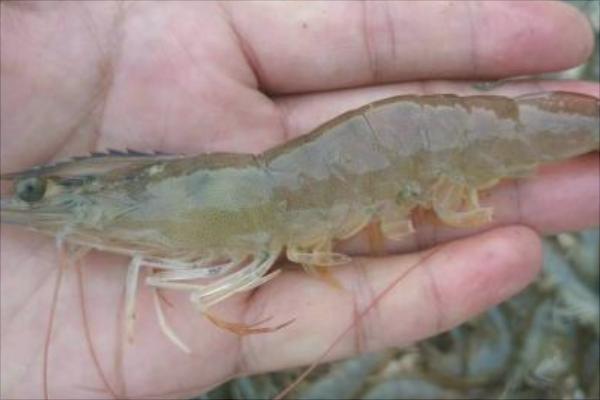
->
xmin=15 ymin=177 xmax=47 ymax=203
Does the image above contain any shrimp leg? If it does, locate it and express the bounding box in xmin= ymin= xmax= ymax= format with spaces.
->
xmin=287 ymin=239 xmax=351 ymax=289
xmin=431 ymin=176 xmax=493 ymax=228
xmin=147 ymin=252 xmax=279 ymax=307
xmin=124 ymin=256 xmax=143 ymax=343
xmin=335 ymin=212 xmax=373 ymax=240
xmin=287 ymin=239 xmax=351 ymax=267
xmin=379 ymin=207 xmax=415 ymax=240
xmin=146 ymin=252 xmax=284 ymax=336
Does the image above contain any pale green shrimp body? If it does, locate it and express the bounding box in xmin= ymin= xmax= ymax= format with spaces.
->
xmin=1 ymin=91 xmax=598 ymax=348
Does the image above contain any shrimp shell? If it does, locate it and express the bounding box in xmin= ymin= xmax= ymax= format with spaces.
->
xmin=1 ymin=91 xmax=598 ymax=345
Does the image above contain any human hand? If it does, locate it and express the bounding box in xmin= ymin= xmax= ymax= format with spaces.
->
xmin=1 ymin=1 xmax=598 ymax=399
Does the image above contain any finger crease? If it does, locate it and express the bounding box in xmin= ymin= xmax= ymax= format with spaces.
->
xmin=349 ymin=258 xmax=382 ymax=354
xmin=219 ymin=4 xmax=267 ymax=92
xmin=465 ymin=2 xmax=481 ymax=77
xmin=360 ymin=2 xmax=381 ymax=83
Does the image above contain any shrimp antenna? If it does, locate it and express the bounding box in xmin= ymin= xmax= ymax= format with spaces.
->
xmin=43 ymin=238 xmax=67 ymax=400
xmin=76 ymin=259 xmax=120 ymax=398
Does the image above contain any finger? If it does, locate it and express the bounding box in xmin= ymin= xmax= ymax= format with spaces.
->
xmin=240 ymin=225 xmax=541 ymax=373
xmin=223 ymin=1 xmax=594 ymax=93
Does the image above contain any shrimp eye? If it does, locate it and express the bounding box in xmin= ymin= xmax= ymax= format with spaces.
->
xmin=15 ymin=177 xmax=47 ymax=203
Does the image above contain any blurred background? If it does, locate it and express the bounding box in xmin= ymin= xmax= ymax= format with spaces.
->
xmin=200 ymin=1 xmax=600 ymax=398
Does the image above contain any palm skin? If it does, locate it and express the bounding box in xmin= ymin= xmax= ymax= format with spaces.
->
xmin=1 ymin=2 xmax=598 ymax=399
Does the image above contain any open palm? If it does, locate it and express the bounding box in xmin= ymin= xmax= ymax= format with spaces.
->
xmin=1 ymin=2 xmax=598 ymax=399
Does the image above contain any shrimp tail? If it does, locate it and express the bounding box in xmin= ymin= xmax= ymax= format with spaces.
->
xmin=516 ymin=91 xmax=599 ymax=162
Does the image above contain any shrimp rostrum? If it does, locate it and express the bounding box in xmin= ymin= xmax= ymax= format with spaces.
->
xmin=1 ymin=91 xmax=598 ymax=346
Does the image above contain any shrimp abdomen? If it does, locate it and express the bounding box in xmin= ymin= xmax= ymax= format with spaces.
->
xmin=362 ymin=92 xmax=599 ymax=188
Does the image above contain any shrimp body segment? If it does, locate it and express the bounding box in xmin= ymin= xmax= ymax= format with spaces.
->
xmin=1 ymin=91 xmax=598 ymax=340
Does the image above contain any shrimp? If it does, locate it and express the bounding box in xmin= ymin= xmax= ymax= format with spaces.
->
xmin=1 ymin=91 xmax=599 ymax=354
